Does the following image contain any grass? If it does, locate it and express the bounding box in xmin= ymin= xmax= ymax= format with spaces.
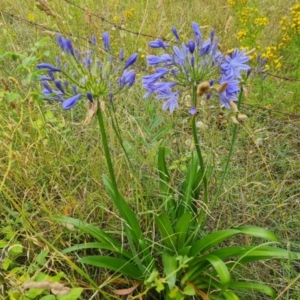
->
xmin=1 ymin=0 xmax=300 ymax=299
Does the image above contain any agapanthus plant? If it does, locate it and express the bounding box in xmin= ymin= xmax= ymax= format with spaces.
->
xmin=36 ymin=27 xmax=300 ymax=300
xmin=143 ymin=22 xmax=251 ymax=114
xmin=37 ymin=32 xmax=137 ymax=114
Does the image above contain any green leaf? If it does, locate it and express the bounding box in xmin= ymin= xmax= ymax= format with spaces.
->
xmin=204 ymin=255 xmax=231 ymax=290
xmin=234 ymin=226 xmax=278 ymax=242
xmin=162 ymin=252 xmax=177 ymax=290
xmin=223 ymin=290 xmax=240 ymax=300
xmin=6 ymin=93 xmax=21 ymax=102
xmin=102 ymin=175 xmax=143 ymax=243
xmin=155 ymin=213 xmax=176 ymax=250
xmin=229 ymin=281 xmax=276 ymax=299
xmin=0 ymin=240 xmax=8 ymax=248
xmin=175 ymin=212 xmax=192 ymax=250
xmin=40 ymin=296 xmax=56 ymax=300
xmin=57 ymin=288 xmax=83 ymax=300
xmin=211 ymin=245 xmax=300 ymax=265
xmin=36 ymin=249 xmax=49 ymax=266
xmin=183 ymin=285 xmax=196 ymax=296
xmin=180 ymin=154 xmax=199 ymax=215
xmin=53 ymin=216 xmax=121 ymax=247
xmin=62 ymin=242 xmax=133 ymax=259
xmin=190 ymin=229 xmax=240 ymax=256
xmin=158 ymin=147 xmax=171 ymax=191
xmin=78 ymin=256 xmax=143 ymax=279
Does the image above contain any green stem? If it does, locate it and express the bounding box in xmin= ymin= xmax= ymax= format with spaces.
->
xmin=96 ymin=99 xmax=119 ymax=193
xmin=191 ymin=85 xmax=209 ymax=225
xmin=200 ymin=86 xmax=244 ymax=230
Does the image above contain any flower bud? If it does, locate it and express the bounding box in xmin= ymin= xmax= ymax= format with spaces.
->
xmin=229 ymin=100 xmax=238 ymax=112
xmin=197 ymin=81 xmax=210 ymax=96
xmin=231 ymin=116 xmax=239 ymax=124
xmin=218 ymin=81 xmax=228 ymax=93
xmin=238 ymin=113 xmax=248 ymax=121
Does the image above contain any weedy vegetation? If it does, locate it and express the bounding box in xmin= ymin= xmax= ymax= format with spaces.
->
xmin=1 ymin=0 xmax=300 ymax=299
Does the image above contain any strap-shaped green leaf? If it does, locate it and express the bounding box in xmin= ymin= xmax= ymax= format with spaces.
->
xmin=179 ymin=153 xmax=199 ymax=216
xmin=53 ymin=216 xmax=121 ymax=247
xmin=102 ymin=175 xmax=143 ymax=243
xmin=204 ymin=255 xmax=231 ymax=290
xmin=234 ymin=226 xmax=278 ymax=242
xmin=158 ymin=147 xmax=171 ymax=195
xmin=62 ymin=242 xmax=133 ymax=259
xmin=79 ymin=256 xmax=143 ymax=280
xmin=162 ymin=252 xmax=177 ymax=290
xmin=155 ymin=213 xmax=176 ymax=250
xmin=223 ymin=290 xmax=240 ymax=300
xmin=229 ymin=281 xmax=276 ymax=299
xmin=175 ymin=212 xmax=193 ymax=250
xmin=190 ymin=229 xmax=240 ymax=256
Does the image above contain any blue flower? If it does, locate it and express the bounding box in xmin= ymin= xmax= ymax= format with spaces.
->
xmin=156 ymin=89 xmax=179 ymax=113
xmin=172 ymin=26 xmax=180 ymax=41
xmin=124 ymin=53 xmax=138 ymax=70
xmin=56 ymin=34 xmax=74 ymax=56
xmin=91 ymin=35 xmax=96 ymax=46
xmin=37 ymin=63 xmax=61 ymax=72
xmin=218 ymin=74 xmax=240 ymax=108
xmin=54 ymin=80 xmax=65 ymax=94
xmin=149 ymin=39 xmax=170 ymax=50
xmin=187 ymin=40 xmax=195 ymax=54
xmin=62 ymin=94 xmax=82 ymax=110
xmin=102 ymin=32 xmax=110 ymax=52
xmin=87 ymin=92 xmax=93 ymax=102
xmin=147 ymin=54 xmax=172 ymax=66
xmin=221 ymin=49 xmax=251 ymax=79
xmin=119 ymin=69 xmax=136 ymax=87
xmin=192 ymin=22 xmax=202 ymax=46
xmin=189 ymin=106 xmax=197 ymax=115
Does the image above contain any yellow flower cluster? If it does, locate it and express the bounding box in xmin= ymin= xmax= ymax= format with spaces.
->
xmin=228 ymin=1 xmax=282 ymax=69
xmin=290 ymin=3 xmax=300 ymax=32
xmin=238 ymin=7 xmax=259 ymax=25
xmin=124 ymin=8 xmax=135 ymax=19
xmin=227 ymin=0 xmax=247 ymax=7
xmin=237 ymin=29 xmax=248 ymax=41
xmin=254 ymin=16 xmax=269 ymax=27
xmin=113 ymin=15 xmax=120 ymax=22
xmin=262 ymin=46 xmax=281 ymax=69
xmin=28 ymin=13 xmax=35 ymax=22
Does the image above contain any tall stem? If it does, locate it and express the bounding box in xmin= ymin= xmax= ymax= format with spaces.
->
xmin=200 ymin=86 xmax=244 ymax=230
xmin=191 ymin=84 xmax=208 ymax=225
xmin=96 ymin=99 xmax=119 ymax=195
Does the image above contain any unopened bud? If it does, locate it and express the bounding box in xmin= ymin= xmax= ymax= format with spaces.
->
xmin=218 ymin=82 xmax=228 ymax=93
xmin=197 ymin=81 xmax=210 ymax=96
xmin=238 ymin=113 xmax=248 ymax=121
xmin=229 ymin=100 xmax=238 ymax=112
xmin=231 ymin=116 xmax=240 ymax=124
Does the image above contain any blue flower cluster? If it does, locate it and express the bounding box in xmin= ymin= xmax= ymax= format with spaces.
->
xmin=143 ymin=22 xmax=251 ymax=112
xmin=37 ymin=32 xmax=138 ymax=110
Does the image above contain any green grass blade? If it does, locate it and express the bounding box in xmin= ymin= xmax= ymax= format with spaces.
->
xmin=79 ymin=256 xmax=143 ymax=280
xmin=234 ymin=226 xmax=279 ymax=242
xmin=179 ymin=153 xmax=199 ymax=216
xmin=62 ymin=242 xmax=133 ymax=259
xmin=204 ymin=254 xmax=231 ymax=290
xmin=190 ymin=229 xmax=240 ymax=256
xmin=102 ymin=175 xmax=143 ymax=242
xmin=155 ymin=212 xmax=176 ymax=250
xmin=52 ymin=216 xmax=121 ymax=246
xmin=162 ymin=252 xmax=177 ymax=290
xmin=175 ymin=212 xmax=192 ymax=249
xmin=223 ymin=291 xmax=240 ymax=300
xmin=229 ymin=281 xmax=276 ymax=299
